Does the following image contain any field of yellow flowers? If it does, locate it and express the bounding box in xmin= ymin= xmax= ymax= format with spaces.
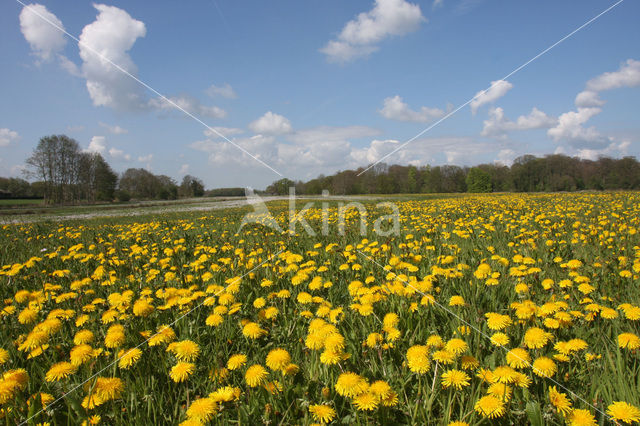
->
xmin=1 ymin=192 xmax=639 ymax=425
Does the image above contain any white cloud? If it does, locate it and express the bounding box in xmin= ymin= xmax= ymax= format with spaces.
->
xmin=99 ymin=122 xmax=128 ymax=134
xmin=288 ymin=126 xmax=380 ymax=145
xmin=576 ymin=140 xmax=631 ymax=161
xmin=79 ymin=4 xmax=147 ymax=111
xmin=481 ymin=107 xmax=556 ymax=138
xmin=320 ymin=0 xmax=425 ymax=63
xmin=138 ymin=154 xmax=153 ymax=163
xmin=249 ymin=111 xmax=292 ymax=135
xmin=379 ymin=95 xmax=444 ymax=123
xmin=86 ymin=136 xmax=106 ymax=154
xmin=574 ymin=59 xmax=640 ymax=108
xmin=19 ymin=4 xmax=67 ymax=62
xmin=108 ymin=147 xmax=131 ymax=161
xmin=547 ymin=107 xmax=610 ymax=148
xmin=432 ymin=0 xmax=444 ymax=9
xmin=574 ymin=90 xmax=605 ymax=108
xmin=496 ymin=149 xmax=516 ymax=166
xmin=0 ymin=128 xmax=19 ymax=147
xmin=470 ymin=80 xmax=513 ymax=115
xmin=149 ymin=95 xmax=227 ymax=119
xmin=179 ymin=164 xmax=190 ymax=175
xmin=206 ymin=83 xmax=237 ymax=99
xmin=585 ymin=59 xmax=640 ymax=92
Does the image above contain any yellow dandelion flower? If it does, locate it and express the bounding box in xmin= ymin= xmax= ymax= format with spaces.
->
xmin=353 ymin=392 xmax=378 ymax=411
xmin=266 ymin=348 xmax=291 ymax=371
xmin=607 ymin=401 xmax=640 ymax=424
xmin=618 ymin=333 xmax=640 ymax=350
xmin=506 ymin=348 xmax=531 ymax=369
xmin=524 ymin=327 xmax=553 ymax=349
xmin=475 ymin=395 xmax=506 ymax=419
xmin=45 ymin=362 xmax=76 ymax=382
xmin=309 ymin=404 xmax=336 ymax=424
xmin=406 ymin=345 xmax=430 ymax=374
xmin=532 ymin=356 xmax=557 ymax=378
xmin=549 ymin=386 xmax=572 ymax=416
xmin=567 ymin=409 xmax=597 ymax=426
xmin=441 ymin=369 xmax=470 ymax=390
xmin=70 ymin=344 xmax=94 ymax=366
xmin=227 ymin=354 xmax=247 ymax=370
xmin=186 ymin=397 xmax=217 ymax=422
xmin=117 ymin=348 xmax=142 ymax=369
xmin=170 ymin=362 xmax=195 ymax=383
xmin=335 ymin=372 xmax=368 ymax=397
xmin=168 ymin=340 xmax=200 ymax=362
xmin=245 ymin=364 xmax=268 ymax=388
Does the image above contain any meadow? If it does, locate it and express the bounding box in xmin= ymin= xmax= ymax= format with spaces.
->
xmin=0 ymin=192 xmax=639 ymax=425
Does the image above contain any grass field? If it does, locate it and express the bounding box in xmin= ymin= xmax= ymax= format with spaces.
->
xmin=0 ymin=192 xmax=639 ymax=425
xmin=0 ymin=199 xmax=44 ymax=207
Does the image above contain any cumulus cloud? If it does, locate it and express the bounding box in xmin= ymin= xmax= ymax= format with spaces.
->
xmin=0 ymin=129 xmax=19 ymax=147
xmin=149 ymin=95 xmax=227 ymax=119
xmin=547 ymin=107 xmax=610 ymax=148
xmin=481 ymin=107 xmax=556 ymax=138
xmin=575 ymin=59 xmax=640 ymax=107
xmin=379 ymin=95 xmax=444 ymax=123
xmin=179 ymin=164 xmax=190 ymax=175
xmin=99 ymin=122 xmax=128 ymax=134
xmin=432 ymin=0 xmax=444 ymax=9
xmin=79 ymin=4 xmax=147 ymax=111
xmin=576 ymin=141 xmax=631 ymax=161
xmin=86 ymin=136 xmax=106 ymax=154
xmin=320 ymin=0 xmax=425 ymax=63
xmin=496 ymin=149 xmax=516 ymax=166
xmin=206 ymin=83 xmax=237 ymax=99
xmin=470 ymin=80 xmax=513 ymax=115
xmin=138 ymin=154 xmax=153 ymax=163
xmin=19 ymin=4 xmax=67 ymax=62
xmin=249 ymin=112 xmax=292 ymax=135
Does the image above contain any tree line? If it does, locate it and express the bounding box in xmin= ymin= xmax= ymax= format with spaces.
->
xmin=1 ymin=134 xmax=205 ymax=204
xmin=266 ymin=154 xmax=640 ymax=195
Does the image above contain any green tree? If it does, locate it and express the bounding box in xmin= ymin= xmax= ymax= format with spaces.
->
xmin=466 ymin=167 xmax=492 ymax=193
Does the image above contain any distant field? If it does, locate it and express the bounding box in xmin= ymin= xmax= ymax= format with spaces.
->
xmin=0 ymin=198 xmax=43 ymax=207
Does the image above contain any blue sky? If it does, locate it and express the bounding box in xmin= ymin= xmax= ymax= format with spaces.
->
xmin=1 ymin=0 xmax=639 ymax=188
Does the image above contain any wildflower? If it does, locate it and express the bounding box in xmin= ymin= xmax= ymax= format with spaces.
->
xmin=335 ymin=372 xmax=367 ymax=397
xmin=490 ymin=332 xmax=510 ymax=346
xmin=441 ymin=369 xmax=470 ymax=390
xmin=45 ymin=362 xmax=76 ymax=382
xmin=118 ymin=348 xmax=142 ymax=369
xmin=266 ymin=348 xmax=291 ymax=371
xmin=485 ymin=313 xmax=512 ymax=330
xmin=186 ymin=397 xmax=217 ymax=422
xmin=168 ymin=340 xmax=200 ymax=362
xmin=524 ymin=327 xmax=553 ymax=349
xmin=309 ymin=404 xmax=336 ymax=424
xmin=242 ymin=322 xmax=267 ymax=339
xmin=487 ymin=383 xmax=512 ymax=401
xmin=475 ymin=395 xmax=505 ymax=419
xmin=445 ymin=338 xmax=468 ymax=354
xmin=353 ymin=392 xmax=378 ymax=411
xmin=227 ymin=354 xmax=247 ymax=370
xmin=532 ymin=357 xmax=557 ymax=378
xmin=607 ymin=401 xmax=640 ymax=424
xmin=567 ymin=409 xmax=597 ymax=426
xmin=406 ymin=345 xmax=430 ymax=374
xmin=245 ymin=364 xmax=268 ymax=388
xmin=618 ymin=333 xmax=640 ymax=350
xmin=506 ymin=348 xmax=531 ymax=369
xmin=549 ymin=386 xmax=572 ymax=416
xmin=170 ymin=362 xmax=195 ymax=383
xmin=70 ymin=344 xmax=94 ymax=366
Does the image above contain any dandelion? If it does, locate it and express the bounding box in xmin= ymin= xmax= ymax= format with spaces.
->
xmin=70 ymin=344 xmax=94 ymax=366
xmin=353 ymin=392 xmax=378 ymax=411
xmin=487 ymin=383 xmax=512 ymax=401
xmin=506 ymin=348 xmax=531 ymax=369
xmin=406 ymin=345 xmax=430 ymax=374
xmin=607 ymin=401 xmax=640 ymax=424
xmin=490 ymin=332 xmax=510 ymax=346
xmin=266 ymin=348 xmax=291 ymax=371
xmin=45 ymin=362 xmax=76 ymax=382
xmin=245 ymin=364 xmax=268 ymax=388
xmin=242 ymin=322 xmax=267 ymax=339
xmin=445 ymin=338 xmax=468 ymax=354
xmin=618 ymin=333 xmax=640 ymax=350
xmin=170 ymin=362 xmax=195 ymax=383
xmin=118 ymin=348 xmax=142 ymax=369
xmin=567 ymin=409 xmax=597 ymax=426
xmin=335 ymin=372 xmax=367 ymax=398
xmin=485 ymin=313 xmax=512 ymax=330
xmin=309 ymin=404 xmax=336 ymax=424
xmin=524 ymin=327 xmax=553 ymax=349
xmin=186 ymin=397 xmax=217 ymax=422
xmin=227 ymin=354 xmax=247 ymax=370
xmin=441 ymin=369 xmax=470 ymax=390
xmin=548 ymin=386 xmax=572 ymax=416
xmin=532 ymin=356 xmax=557 ymax=378
xmin=168 ymin=340 xmax=200 ymax=362
xmin=475 ymin=395 xmax=505 ymax=419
